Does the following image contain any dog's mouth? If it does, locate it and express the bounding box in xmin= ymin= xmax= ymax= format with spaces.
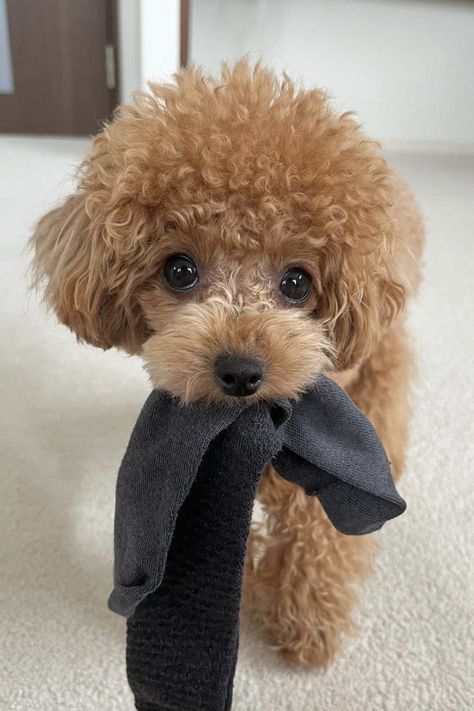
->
xmin=142 ymin=303 xmax=332 ymax=405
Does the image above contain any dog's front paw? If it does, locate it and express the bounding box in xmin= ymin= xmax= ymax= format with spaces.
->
xmin=245 ymin=490 xmax=376 ymax=669
xmin=247 ymin=565 xmax=355 ymax=668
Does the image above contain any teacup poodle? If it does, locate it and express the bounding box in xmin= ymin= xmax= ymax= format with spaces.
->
xmin=31 ymin=61 xmax=424 ymax=668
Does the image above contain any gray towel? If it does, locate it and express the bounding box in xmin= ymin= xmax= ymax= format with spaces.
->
xmin=109 ymin=375 xmax=405 ymax=710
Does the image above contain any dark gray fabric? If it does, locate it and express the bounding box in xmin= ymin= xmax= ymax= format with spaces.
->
xmin=108 ymin=393 xmax=241 ymax=618
xmin=119 ymin=405 xmax=283 ymax=711
xmin=109 ymin=375 xmax=406 ymax=710
xmin=273 ymin=375 xmax=405 ymax=534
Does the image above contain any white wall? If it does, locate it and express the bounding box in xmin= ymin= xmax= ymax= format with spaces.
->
xmin=190 ymin=0 xmax=474 ymax=145
xmin=118 ymin=0 xmax=180 ymax=104
xmin=118 ymin=0 xmax=141 ymax=105
xmin=140 ymin=0 xmax=180 ymax=84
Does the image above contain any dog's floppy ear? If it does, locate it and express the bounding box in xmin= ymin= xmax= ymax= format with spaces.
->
xmin=310 ymin=141 xmax=411 ymax=371
xmin=319 ymin=251 xmax=406 ymax=370
xmin=30 ymin=137 xmax=151 ymax=353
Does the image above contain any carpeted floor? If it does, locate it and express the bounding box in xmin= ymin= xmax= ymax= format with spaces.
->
xmin=0 ymin=136 xmax=473 ymax=711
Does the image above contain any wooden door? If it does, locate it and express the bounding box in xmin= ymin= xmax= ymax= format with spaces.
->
xmin=0 ymin=0 xmax=118 ymax=135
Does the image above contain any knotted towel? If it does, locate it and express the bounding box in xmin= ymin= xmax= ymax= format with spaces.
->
xmin=108 ymin=375 xmax=406 ymax=711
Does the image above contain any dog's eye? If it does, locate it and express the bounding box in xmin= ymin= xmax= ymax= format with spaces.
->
xmin=279 ymin=267 xmax=312 ymax=304
xmin=163 ymin=254 xmax=199 ymax=291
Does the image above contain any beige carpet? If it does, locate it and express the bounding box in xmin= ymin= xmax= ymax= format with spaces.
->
xmin=1 ymin=136 xmax=473 ymax=711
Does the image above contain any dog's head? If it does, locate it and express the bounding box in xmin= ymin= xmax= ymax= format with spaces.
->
xmin=31 ymin=62 xmax=407 ymax=404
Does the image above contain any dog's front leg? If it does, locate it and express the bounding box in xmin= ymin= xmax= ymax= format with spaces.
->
xmin=245 ymin=322 xmax=412 ymax=667
xmin=245 ymin=466 xmax=376 ymax=668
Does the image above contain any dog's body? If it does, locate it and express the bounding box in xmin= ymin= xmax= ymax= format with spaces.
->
xmin=31 ymin=62 xmax=423 ymax=668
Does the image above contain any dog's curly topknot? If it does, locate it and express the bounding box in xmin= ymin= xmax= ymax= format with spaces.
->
xmin=30 ymin=60 xmax=422 ymax=374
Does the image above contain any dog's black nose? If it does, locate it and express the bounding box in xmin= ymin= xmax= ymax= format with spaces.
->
xmin=214 ymin=354 xmax=264 ymax=397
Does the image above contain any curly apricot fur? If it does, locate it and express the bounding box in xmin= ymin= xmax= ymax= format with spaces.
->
xmin=30 ymin=61 xmax=424 ymax=668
